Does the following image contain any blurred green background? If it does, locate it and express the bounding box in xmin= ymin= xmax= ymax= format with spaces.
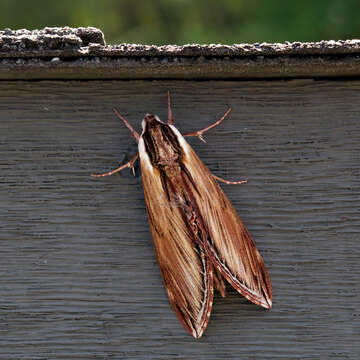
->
xmin=1 ymin=0 xmax=359 ymax=44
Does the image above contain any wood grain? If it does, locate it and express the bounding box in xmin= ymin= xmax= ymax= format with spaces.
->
xmin=0 ymin=80 xmax=359 ymax=359
xmin=3 ymin=55 xmax=360 ymax=80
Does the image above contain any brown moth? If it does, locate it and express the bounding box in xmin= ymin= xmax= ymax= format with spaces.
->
xmin=92 ymin=92 xmax=272 ymax=339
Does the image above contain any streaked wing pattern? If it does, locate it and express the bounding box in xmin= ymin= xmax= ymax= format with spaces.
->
xmin=172 ymin=127 xmax=272 ymax=309
xmin=139 ymin=138 xmax=214 ymax=338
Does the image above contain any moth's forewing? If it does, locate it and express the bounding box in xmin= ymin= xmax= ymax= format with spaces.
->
xmin=138 ymin=116 xmax=214 ymax=338
xmin=176 ymin=131 xmax=272 ymax=309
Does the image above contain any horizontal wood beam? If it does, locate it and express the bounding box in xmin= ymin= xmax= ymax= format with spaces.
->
xmin=1 ymin=27 xmax=360 ymax=79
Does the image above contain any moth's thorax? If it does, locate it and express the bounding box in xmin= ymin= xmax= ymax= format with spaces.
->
xmin=141 ymin=114 xmax=182 ymax=167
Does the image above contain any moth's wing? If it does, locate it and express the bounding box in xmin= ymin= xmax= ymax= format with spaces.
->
xmin=139 ymin=141 xmax=214 ymax=339
xmin=173 ymin=129 xmax=272 ymax=309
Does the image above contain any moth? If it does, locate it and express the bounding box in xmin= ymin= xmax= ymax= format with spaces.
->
xmin=92 ymin=92 xmax=272 ymax=338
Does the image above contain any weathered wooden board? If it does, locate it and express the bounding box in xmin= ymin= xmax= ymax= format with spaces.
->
xmin=2 ymin=28 xmax=360 ymax=80
xmin=0 ymin=80 xmax=359 ymax=359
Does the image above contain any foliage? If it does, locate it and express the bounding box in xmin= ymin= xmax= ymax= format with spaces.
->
xmin=1 ymin=0 xmax=360 ymax=44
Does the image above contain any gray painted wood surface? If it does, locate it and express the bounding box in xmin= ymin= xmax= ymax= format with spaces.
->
xmin=3 ymin=55 xmax=360 ymax=80
xmin=0 ymin=80 xmax=359 ymax=359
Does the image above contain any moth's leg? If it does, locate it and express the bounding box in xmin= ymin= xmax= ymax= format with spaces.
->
xmin=91 ymin=153 xmax=139 ymax=177
xmin=184 ymin=108 xmax=232 ymax=143
xmin=213 ymin=174 xmax=247 ymax=185
xmin=213 ymin=265 xmax=226 ymax=298
xmin=167 ymin=90 xmax=175 ymax=125
xmin=113 ymin=108 xmax=140 ymax=142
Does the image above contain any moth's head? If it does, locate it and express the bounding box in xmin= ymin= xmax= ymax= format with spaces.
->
xmin=141 ymin=114 xmax=164 ymax=134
